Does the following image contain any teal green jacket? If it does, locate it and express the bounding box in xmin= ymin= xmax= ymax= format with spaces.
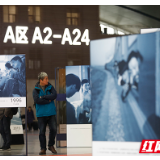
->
xmin=32 ymin=82 xmax=57 ymax=117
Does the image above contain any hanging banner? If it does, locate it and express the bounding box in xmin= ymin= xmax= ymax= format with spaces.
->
xmin=0 ymin=54 xmax=26 ymax=107
xmin=90 ymin=32 xmax=160 ymax=155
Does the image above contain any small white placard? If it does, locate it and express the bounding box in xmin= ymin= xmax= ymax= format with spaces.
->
xmin=10 ymin=125 xmax=23 ymax=134
xmin=67 ymin=124 xmax=92 ymax=147
xmin=0 ymin=97 xmax=26 ymax=107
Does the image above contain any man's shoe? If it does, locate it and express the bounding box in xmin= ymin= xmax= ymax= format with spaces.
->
xmin=0 ymin=146 xmax=5 ymax=151
xmin=3 ymin=146 xmax=11 ymax=151
xmin=48 ymin=146 xmax=57 ymax=154
xmin=39 ymin=149 xmax=46 ymax=155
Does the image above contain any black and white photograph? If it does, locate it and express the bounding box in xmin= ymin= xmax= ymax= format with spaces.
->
xmin=90 ymin=32 xmax=160 ymax=142
xmin=66 ymin=65 xmax=91 ymax=124
xmin=0 ymin=55 xmax=26 ymax=107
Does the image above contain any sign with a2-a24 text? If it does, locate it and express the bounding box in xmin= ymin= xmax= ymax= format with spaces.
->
xmin=3 ymin=26 xmax=90 ymax=45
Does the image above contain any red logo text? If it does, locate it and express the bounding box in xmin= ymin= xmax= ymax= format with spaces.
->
xmin=139 ymin=140 xmax=160 ymax=153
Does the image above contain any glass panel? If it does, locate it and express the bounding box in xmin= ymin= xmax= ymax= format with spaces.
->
xmin=72 ymin=18 xmax=78 ymax=25
xmin=3 ymin=6 xmax=8 ymax=15
xmin=29 ymin=60 xmax=34 ymax=69
xmin=35 ymin=7 xmax=40 ymax=22
xmin=3 ymin=14 xmax=8 ymax=23
xmin=3 ymin=6 xmax=8 ymax=22
xmin=35 ymin=7 xmax=40 ymax=16
xmin=35 ymin=16 xmax=40 ymax=22
xmin=9 ymin=14 xmax=15 ymax=23
xmin=66 ymin=18 xmax=71 ymax=25
xmin=72 ymin=12 xmax=78 ymax=18
xmin=9 ymin=5 xmax=16 ymax=14
xmin=66 ymin=12 xmax=71 ymax=17
xmin=28 ymin=6 xmax=34 ymax=15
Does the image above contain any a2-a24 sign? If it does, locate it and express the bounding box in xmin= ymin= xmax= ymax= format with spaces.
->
xmin=3 ymin=26 xmax=90 ymax=45
xmin=139 ymin=140 xmax=160 ymax=153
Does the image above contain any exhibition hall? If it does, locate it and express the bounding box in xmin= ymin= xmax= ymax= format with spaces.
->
xmin=0 ymin=5 xmax=160 ymax=156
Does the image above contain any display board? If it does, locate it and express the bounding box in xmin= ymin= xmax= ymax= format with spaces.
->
xmin=0 ymin=54 xmax=26 ymax=155
xmin=0 ymin=54 xmax=26 ymax=107
xmin=66 ymin=65 xmax=92 ymax=147
xmin=90 ymin=32 xmax=160 ymax=155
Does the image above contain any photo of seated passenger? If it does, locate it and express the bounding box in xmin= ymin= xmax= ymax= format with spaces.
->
xmin=0 ymin=55 xmax=26 ymax=97
xmin=115 ymin=51 xmax=143 ymax=102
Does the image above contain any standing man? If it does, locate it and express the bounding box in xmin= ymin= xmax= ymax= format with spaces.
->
xmin=33 ymin=72 xmax=57 ymax=155
xmin=77 ymin=79 xmax=92 ymax=124
xmin=0 ymin=108 xmax=13 ymax=151
xmin=66 ymin=74 xmax=81 ymax=124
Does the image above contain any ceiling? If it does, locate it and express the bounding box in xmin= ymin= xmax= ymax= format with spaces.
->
xmin=99 ymin=5 xmax=160 ymax=34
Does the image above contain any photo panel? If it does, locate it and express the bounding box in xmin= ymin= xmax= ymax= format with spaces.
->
xmin=66 ymin=65 xmax=91 ymax=124
xmin=90 ymin=32 xmax=160 ymax=155
xmin=0 ymin=54 xmax=26 ymax=107
xmin=66 ymin=65 xmax=92 ymax=147
xmin=0 ymin=54 xmax=27 ymax=156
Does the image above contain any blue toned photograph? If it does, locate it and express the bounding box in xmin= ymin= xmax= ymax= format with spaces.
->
xmin=66 ymin=65 xmax=91 ymax=124
xmin=0 ymin=55 xmax=26 ymax=97
xmin=90 ymin=32 xmax=160 ymax=142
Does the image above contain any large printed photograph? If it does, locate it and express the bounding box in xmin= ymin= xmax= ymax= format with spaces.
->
xmin=90 ymin=32 xmax=160 ymax=142
xmin=66 ymin=65 xmax=91 ymax=124
xmin=0 ymin=55 xmax=26 ymax=98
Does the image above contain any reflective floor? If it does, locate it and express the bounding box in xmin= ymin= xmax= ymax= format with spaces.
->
xmin=0 ymin=144 xmax=26 ymax=156
xmin=27 ymin=128 xmax=92 ymax=156
xmin=0 ymin=127 xmax=92 ymax=156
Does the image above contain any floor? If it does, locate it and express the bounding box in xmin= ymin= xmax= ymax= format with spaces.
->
xmin=27 ymin=128 xmax=92 ymax=156
xmin=0 ymin=128 xmax=92 ymax=156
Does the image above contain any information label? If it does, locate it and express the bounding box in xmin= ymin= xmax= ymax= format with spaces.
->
xmin=0 ymin=97 xmax=26 ymax=107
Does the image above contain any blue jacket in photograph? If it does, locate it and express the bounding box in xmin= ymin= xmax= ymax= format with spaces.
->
xmin=32 ymin=82 xmax=57 ymax=117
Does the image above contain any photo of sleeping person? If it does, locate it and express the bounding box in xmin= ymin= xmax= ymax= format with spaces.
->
xmin=115 ymin=51 xmax=143 ymax=102
xmin=0 ymin=55 xmax=26 ymax=98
